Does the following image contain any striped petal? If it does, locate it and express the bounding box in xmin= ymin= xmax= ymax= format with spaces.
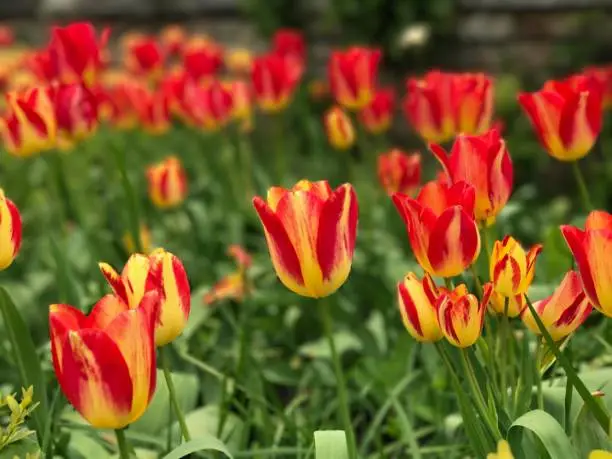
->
xmin=583 ymin=229 xmax=612 ymax=317
xmin=98 ymin=262 xmax=128 ymax=304
xmin=437 ymin=286 xmax=487 ymax=348
xmin=0 ymin=192 xmax=22 ymax=270
xmin=121 ymin=253 xmax=154 ymax=308
xmin=392 ymin=195 xmax=436 ymax=273
xmin=49 ymin=303 xmax=86 ymax=382
xmin=85 ymin=294 xmax=130 ymax=329
xmin=561 ymin=225 xmax=599 ymax=309
xmin=397 ymin=273 xmax=442 ymax=342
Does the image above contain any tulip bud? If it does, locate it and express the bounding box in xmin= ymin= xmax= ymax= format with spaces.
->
xmin=124 ymin=36 xmax=165 ymax=80
xmin=490 ymin=236 xmax=542 ymax=297
xmin=272 ymin=29 xmax=306 ymax=82
xmin=438 ymin=283 xmax=492 ymax=348
xmin=328 ymin=47 xmax=381 ymax=109
xmin=251 ymin=52 xmax=299 ymax=113
xmin=359 ymin=88 xmax=394 ymax=134
xmin=146 ymin=156 xmax=188 ymax=209
xmin=324 ymin=106 xmax=355 ymax=150
xmin=0 ymin=190 xmax=22 ymax=270
xmin=48 ymin=82 xmax=99 ymax=149
xmin=252 ymin=180 xmax=358 ymax=298
xmin=136 ymin=88 xmax=170 ymax=135
xmin=521 ymin=271 xmax=592 ymax=341
xmin=397 ymin=273 xmax=442 ymax=342
xmin=182 ymin=41 xmax=223 ymax=82
xmin=377 ymin=149 xmax=421 ymax=196
xmin=518 ymin=74 xmax=603 ymax=161
xmin=431 ymin=129 xmax=513 ymax=224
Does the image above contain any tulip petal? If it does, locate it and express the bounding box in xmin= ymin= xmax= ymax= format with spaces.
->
xmin=584 ymin=229 xmax=612 ymax=316
xmin=58 ymin=329 xmax=133 ymax=429
xmin=585 ymin=210 xmax=612 ymax=230
xmin=0 ymin=193 xmax=21 ymax=270
xmin=155 ymin=252 xmax=190 ymax=345
xmin=85 ymin=294 xmax=130 ymax=329
xmin=392 ymin=195 xmax=436 ymax=273
xmin=99 ymin=262 xmax=128 ymax=304
xmin=561 ymin=225 xmax=599 ymax=307
xmin=49 ymin=303 xmax=86 ymax=379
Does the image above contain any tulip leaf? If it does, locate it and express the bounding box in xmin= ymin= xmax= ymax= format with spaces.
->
xmin=0 ymin=287 xmax=48 ymax=449
xmin=508 ymin=409 xmax=578 ymax=459
xmin=160 ymin=433 xmax=233 ymax=459
xmin=314 ymin=430 xmax=349 ymax=459
xmin=572 ymin=397 xmax=612 ymax=458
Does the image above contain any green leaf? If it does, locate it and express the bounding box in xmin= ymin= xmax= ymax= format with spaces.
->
xmin=299 ymin=331 xmax=362 ymax=359
xmin=0 ymin=287 xmax=48 ymax=448
xmin=508 ymin=410 xmax=578 ymax=459
xmin=160 ymin=433 xmax=233 ymax=459
xmin=572 ymin=397 xmax=612 ymax=457
xmin=314 ymin=430 xmax=348 ymax=459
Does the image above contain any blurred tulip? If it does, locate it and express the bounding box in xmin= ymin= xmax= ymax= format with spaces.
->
xmin=48 ymin=82 xmax=99 ymax=149
xmin=562 ymin=210 xmax=612 ymax=317
xmin=99 ymin=248 xmax=191 ymax=346
xmin=521 ymin=270 xmax=592 ymax=341
xmin=225 ymin=79 xmax=252 ymax=129
xmin=584 ymin=66 xmax=612 ymax=108
xmin=26 ymin=47 xmax=60 ymax=83
xmin=272 ymin=29 xmax=305 ymax=81
xmin=96 ymin=81 xmax=143 ymax=130
xmin=227 ymin=244 xmax=252 ymax=269
xmin=204 ymin=245 xmax=252 ymax=305
xmin=123 ymin=224 xmax=152 ymax=255
xmin=397 ymin=273 xmax=442 ymax=342
xmin=518 ymin=75 xmax=603 ymax=161
xmin=392 ymin=180 xmax=480 ymax=277
xmin=328 ymin=46 xmax=381 ymax=110
xmin=182 ymin=41 xmax=223 ymax=82
xmin=187 ymin=79 xmax=234 ymax=130
xmin=324 ymin=106 xmax=355 ymax=150
xmin=124 ymin=36 xmax=165 ymax=80
xmin=403 ymin=71 xmax=454 ymax=143
xmin=253 ymin=180 xmax=358 ymax=298
xmin=431 ymin=129 xmax=513 ymax=224
xmin=49 ymin=292 xmax=158 ymax=428
xmin=0 ymin=25 xmax=14 ymax=47
xmin=0 ymin=190 xmax=22 ymax=270
xmin=359 ymin=87 xmax=394 ymax=134
xmin=160 ymin=24 xmax=186 ymax=56
xmin=225 ymin=48 xmax=253 ymax=74
xmin=0 ymin=87 xmax=57 ymax=157
xmin=50 ymin=22 xmax=110 ymax=85
xmin=490 ymin=236 xmax=542 ymax=297
xmin=438 ymin=282 xmax=492 ymax=348
xmin=146 ymin=156 xmax=188 ymax=209
xmin=452 ymin=72 xmax=494 ymax=134
xmin=251 ymin=52 xmax=299 ymax=113
xmin=489 ymin=291 xmax=525 ymax=318
xmin=136 ymin=88 xmax=170 ymax=135
xmin=487 ymin=440 xmax=514 ymax=459
xmin=377 ymin=149 xmax=421 ymax=196
xmin=159 ymin=70 xmax=192 ymax=121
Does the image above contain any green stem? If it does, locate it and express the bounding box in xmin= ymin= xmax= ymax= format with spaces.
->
xmin=500 ymin=299 xmax=510 ymax=409
xmin=480 ymin=224 xmax=493 ymax=267
xmin=160 ymin=346 xmax=191 ymax=441
xmin=470 ymin=264 xmax=483 ymax=297
xmin=460 ymin=349 xmax=503 ymax=440
xmin=114 ymin=428 xmax=130 ymax=459
xmin=110 ymin=137 xmax=143 ymax=253
xmin=318 ymin=299 xmax=357 ymax=459
xmin=572 ymin=160 xmax=593 ymax=211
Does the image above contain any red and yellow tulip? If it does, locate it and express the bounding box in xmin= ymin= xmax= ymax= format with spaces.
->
xmin=438 ymin=282 xmax=493 ymax=348
xmin=251 ymin=52 xmax=299 ymax=113
xmin=392 ymin=180 xmax=480 ymax=278
xmin=430 ymin=129 xmax=513 ymax=224
xmin=188 ymin=79 xmax=234 ymax=131
xmin=146 ymin=156 xmax=188 ymax=209
xmin=521 ymin=270 xmax=592 ymax=341
xmin=252 ymin=180 xmax=358 ymax=298
xmin=562 ymin=210 xmax=612 ymax=317
xmin=49 ymin=292 xmax=158 ymax=428
xmin=48 ymin=82 xmax=99 ymax=149
xmin=518 ymin=75 xmax=603 ymax=161
xmin=123 ymin=225 xmax=153 ymax=255
xmin=136 ymin=88 xmax=171 ymax=135
xmin=182 ymin=40 xmax=223 ymax=82
xmin=397 ymin=273 xmax=442 ymax=342
xmin=451 ymin=72 xmax=494 ymax=135
xmin=377 ymin=149 xmax=421 ymax=196
xmin=272 ymin=29 xmax=305 ymax=82
xmin=358 ymin=87 xmax=394 ymax=134
xmin=159 ymin=24 xmax=186 ymax=56
xmin=99 ymin=248 xmax=191 ymax=346
xmin=328 ymin=47 xmax=381 ymax=110
xmin=204 ymin=245 xmax=252 ymax=305
xmin=124 ymin=35 xmax=165 ymax=81
xmin=490 ymin=235 xmax=542 ymax=297
xmin=324 ymin=106 xmax=355 ymax=150
xmin=0 ymin=190 xmax=22 ymax=270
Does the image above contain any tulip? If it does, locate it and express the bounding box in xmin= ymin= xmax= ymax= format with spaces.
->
xmin=438 ymin=282 xmax=492 ymax=348
xmin=392 ymin=180 xmax=480 ymax=277
xmin=328 ymin=47 xmax=381 ymax=110
xmin=251 ymin=52 xmax=299 ymax=113
xmin=397 ymin=273 xmax=442 ymax=342
xmin=521 ymin=270 xmax=592 ymax=341
xmin=561 ymin=210 xmax=612 ymax=317
xmin=182 ymin=41 xmax=223 ymax=82
xmin=377 ymin=149 xmax=421 ymax=196
xmin=225 ymin=48 xmax=253 ymax=75
xmin=490 ymin=236 xmax=542 ymax=297
xmin=187 ymin=79 xmax=234 ymax=130
xmin=358 ymin=88 xmax=394 ymax=134
xmin=146 ymin=156 xmax=188 ymax=209
xmin=489 ymin=291 xmax=525 ymax=318
xmin=136 ymin=88 xmax=170 ymax=135
xmin=403 ymin=70 xmax=455 ymax=143
xmin=124 ymin=36 xmax=165 ymax=80
xmin=451 ymin=72 xmax=494 ymax=135
xmin=27 ymin=47 xmax=61 ymax=83
xmin=97 ymin=80 xmax=143 ymax=130
xmin=518 ymin=75 xmax=603 ymax=161
xmin=123 ymin=225 xmax=152 ymax=255
xmin=430 ymin=129 xmax=513 ymax=224
xmin=48 ymin=82 xmax=99 ymax=149
xmin=324 ymin=106 xmax=355 ymax=150
xmin=227 ymin=244 xmax=252 ymax=270
xmin=272 ymin=29 xmax=305 ymax=81
xmin=252 ymin=180 xmax=358 ymax=298
xmin=0 ymin=190 xmax=22 ymax=270
xmin=50 ymin=22 xmax=110 ymax=85
xmin=0 ymin=87 xmax=57 ymax=157
xmin=99 ymin=248 xmax=191 ymax=346
xmin=49 ymin=292 xmax=158 ymax=428
xmin=159 ymin=24 xmax=186 ymax=56
xmin=225 ymin=79 xmax=252 ymax=130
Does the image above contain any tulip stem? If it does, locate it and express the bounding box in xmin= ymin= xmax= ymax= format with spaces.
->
xmin=318 ymin=299 xmax=357 ymax=459
xmin=110 ymin=136 xmax=143 ymax=253
xmin=114 ymin=428 xmax=130 ymax=459
xmin=160 ymin=346 xmax=191 ymax=442
xmin=460 ymin=349 xmax=503 ymax=440
xmin=572 ymin=160 xmax=593 ymax=211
